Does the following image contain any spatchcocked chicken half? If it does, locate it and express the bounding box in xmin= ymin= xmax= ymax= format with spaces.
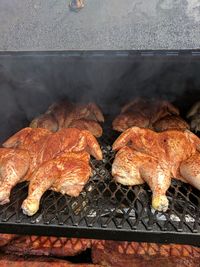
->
xmin=113 ymin=98 xmax=189 ymax=132
xmin=112 ymin=127 xmax=200 ymax=212
xmin=0 ymin=127 xmax=102 ymax=216
xmin=30 ymin=100 xmax=104 ymax=138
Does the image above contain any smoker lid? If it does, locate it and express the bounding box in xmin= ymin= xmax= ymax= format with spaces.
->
xmin=0 ymin=0 xmax=199 ymax=51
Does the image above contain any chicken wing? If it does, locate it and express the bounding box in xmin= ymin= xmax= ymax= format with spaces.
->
xmin=30 ymin=114 xmax=58 ymax=132
xmin=3 ymin=128 xmax=102 ymax=164
xmin=30 ymin=100 xmax=72 ymax=131
xmin=68 ymin=119 xmax=103 ymax=138
xmin=2 ymin=128 xmax=51 ymax=149
xmin=112 ymin=99 xmax=150 ymax=132
xmin=112 ymin=127 xmax=200 ymax=211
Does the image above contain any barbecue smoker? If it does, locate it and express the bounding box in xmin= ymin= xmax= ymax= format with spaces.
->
xmin=1 ymin=51 xmax=200 ymax=265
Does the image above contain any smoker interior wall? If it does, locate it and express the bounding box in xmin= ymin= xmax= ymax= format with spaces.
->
xmin=0 ymin=52 xmax=200 ymax=143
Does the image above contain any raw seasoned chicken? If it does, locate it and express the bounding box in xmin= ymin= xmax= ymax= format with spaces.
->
xmin=30 ymin=100 xmax=104 ymax=137
xmin=22 ymin=151 xmax=92 ymax=216
xmin=112 ymin=127 xmax=200 ymax=211
xmin=187 ymin=101 xmax=200 ymax=132
xmin=3 ymin=127 xmax=102 ymax=163
xmin=153 ymin=115 xmax=190 ymax=132
xmin=0 ymin=148 xmax=30 ymax=205
xmin=68 ymin=119 xmax=103 ymax=138
xmin=112 ymin=98 xmax=187 ymax=132
xmin=0 ymin=127 xmax=102 ymax=209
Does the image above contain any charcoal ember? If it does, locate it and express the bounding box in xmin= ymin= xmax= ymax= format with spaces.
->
xmin=0 ymin=234 xmax=17 ymax=247
xmin=3 ymin=236 xmax=92 ymax=257
xmin=92 ymin=241 xmax=200 ymax=267
xmin=0 ymin=255 xmax=102 ymax=267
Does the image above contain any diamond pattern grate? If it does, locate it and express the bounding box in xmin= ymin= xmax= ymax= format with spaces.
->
xmin=0 ymin=126 xmax=200 ymax=245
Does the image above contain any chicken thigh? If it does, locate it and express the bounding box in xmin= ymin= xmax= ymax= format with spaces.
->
xmin=0 ymin=148 xmax=30 ymax=205
xmin=22 ymin=151 xmax=92 ymax=216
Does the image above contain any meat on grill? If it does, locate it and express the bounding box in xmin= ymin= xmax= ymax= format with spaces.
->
xmin=1 ymin=234 xmax=200 ymax=267
xmin=92 ymin=240 xmax=200 ymax=267
xmin=22 ymin=151 xmax=92 ymax=216
xmin=113 ymin=98 xmax=189 ymax=132
xmin=68 ymin=119 xmax=103 ymax=138
xmin=112 ymin=127 xmax=200 ymax=211
xmin=187 ymin=101 xmax=200 ymax=132
xmin=30 ymin=100 xmax=104 ymax=137
xmin=153 ymin=114 xmax=190 ymax=132
xmin=0 ymin=255 xmax=101 ymax=267
xmin=1 ymin=235 xmax=92 ymax=257
xmin=0 ymin=127 xmax=102 ymax=215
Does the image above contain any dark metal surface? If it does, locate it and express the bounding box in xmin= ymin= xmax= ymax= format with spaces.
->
xmin=0 ymin=125 xmax=200 ymax=245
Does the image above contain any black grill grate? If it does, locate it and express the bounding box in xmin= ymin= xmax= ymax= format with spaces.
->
xmin=0 ymin=126 xmax=200 ymax=245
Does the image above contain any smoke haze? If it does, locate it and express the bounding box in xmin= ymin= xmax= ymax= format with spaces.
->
xmin=0 ymin=52 xmax=200 ymax=142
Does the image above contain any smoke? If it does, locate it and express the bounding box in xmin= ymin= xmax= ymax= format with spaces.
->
xmin=0 ymin=52 xmax=200 ymax=143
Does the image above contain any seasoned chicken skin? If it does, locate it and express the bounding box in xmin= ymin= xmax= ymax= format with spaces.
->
xmin=113 ymin=98 xmax=188 ymax=132
xmin=0 ymin=127 xmax=102 ymax=212
xmin=22 ymin=151 xmax=92 ymax=216
xmin=30 ymin=100 xmax=104 ymax=137
xmin=112 ymin=127 xmax=200 ymax=211
xmin=153 ymin=115 xmax=190 ymax=132
xmin=68 ymin=119 xmax=103 ymax=138
xmin=0 ymin=148 xmax=30 ymax=205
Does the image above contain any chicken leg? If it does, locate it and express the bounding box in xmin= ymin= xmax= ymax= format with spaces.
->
xmin=112 ymin=146 xmax=170 ymax=211
xmin=112 ymin=127 xmax=200 ymax=211
xmin=0 ymin=148 xmax=30 ymax=205
xmin=22 ymin=152 xmax=91 ymax=216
